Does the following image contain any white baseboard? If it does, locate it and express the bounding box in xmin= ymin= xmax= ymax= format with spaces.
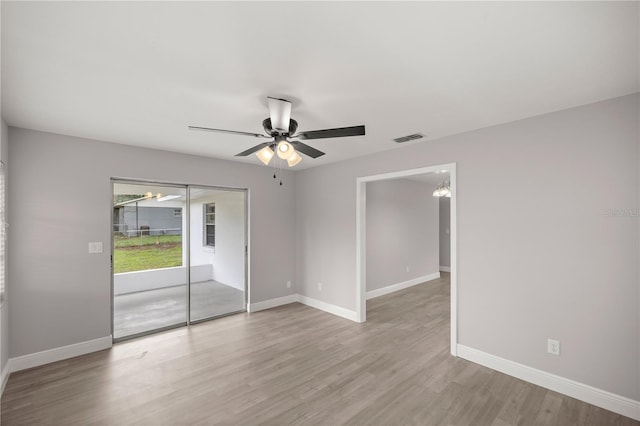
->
xmin=366 ymin=272 xmax=440 ymax=300
xmin=439 ymin=266 xmax=451 ymax=272
xmin=1 ymin=361 xmax=9 ymax=395
xmin=8 ymin=336 xmax=112 ymax=373
xmin=248 ymin=293 xmax=358 ymax=322
xmin=248 ymin=294 xmax=297 ymax=313
xmin=297 ymin=295 xmax=358 ymax=322
xmin=457 ymin=345 xmax=640 ymax=421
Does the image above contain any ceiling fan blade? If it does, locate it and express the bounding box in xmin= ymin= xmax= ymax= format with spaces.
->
xmin=235 ymin=142 xmax=273 ymax=157
xmin=267 ymin=97 xmax=292 ymax=133
xmin=290 ymin=141 xmax=325 ymax=158
xmin=189 ymin=126 xmax=269 ymax=138
xmin=295 ymin=125 xmax=365 ymax=140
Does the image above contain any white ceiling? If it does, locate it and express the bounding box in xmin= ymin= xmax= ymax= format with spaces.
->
xmin=2 ymin=2 xmax=638 ymax=170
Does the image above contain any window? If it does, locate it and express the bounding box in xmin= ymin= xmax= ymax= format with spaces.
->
xmin=203 ymin=203 xmax=215 ymax=247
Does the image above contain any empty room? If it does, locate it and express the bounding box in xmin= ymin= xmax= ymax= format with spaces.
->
xmin=0 ymin=2 xmax=638 ymax=425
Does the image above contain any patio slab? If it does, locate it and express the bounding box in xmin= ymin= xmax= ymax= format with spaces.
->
xmin=114 ymin=280 xmax=244 ymax=339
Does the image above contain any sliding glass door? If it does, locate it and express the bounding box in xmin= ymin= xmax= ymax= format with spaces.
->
xmin=112 ymin=182 xmax=188 ymax=339
xmin=188 ymin=187 xmax=246 ymax=322
xmin=112 ymin=181 xmax=247 ymax=341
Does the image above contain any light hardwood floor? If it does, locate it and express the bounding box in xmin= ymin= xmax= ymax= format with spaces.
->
xmin=1 ymin=274 xmax=637 ymax=425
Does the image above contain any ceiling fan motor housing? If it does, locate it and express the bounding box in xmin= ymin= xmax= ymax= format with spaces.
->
xmin=263 ymin=118 xmax=298 ymax=137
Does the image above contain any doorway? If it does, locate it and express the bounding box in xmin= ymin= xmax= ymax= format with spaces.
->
xmin=356 ymin=163 xmax=457 ymax=355
xmin=112 ymin=180 xmax=247 ymax=341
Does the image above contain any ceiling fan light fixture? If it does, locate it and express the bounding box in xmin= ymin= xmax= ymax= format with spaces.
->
xmin=276 ymin=140 xmax=294 ymax=160
xmin=189 ymin=97 xmax=365 ymax=180
xmin=287 ymin=151 xmax=302 ymax=167
xmin=256 ymin=146 xmax=274 ymax=165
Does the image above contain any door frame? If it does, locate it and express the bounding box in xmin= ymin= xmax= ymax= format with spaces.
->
xmin=355 ymin=163 xmax=458 ymax=356
xmin=110 ymin=178 xmax=249 ymax=342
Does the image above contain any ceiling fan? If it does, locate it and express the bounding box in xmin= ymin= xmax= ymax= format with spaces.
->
xmin=189 ymin=97 xmax=365 ymax=167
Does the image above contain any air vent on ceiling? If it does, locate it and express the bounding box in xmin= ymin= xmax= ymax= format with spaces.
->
xmin=393 ymin=133 xmax=425 ymax=143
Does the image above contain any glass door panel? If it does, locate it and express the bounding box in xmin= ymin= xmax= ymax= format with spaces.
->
xmin=188 ymin=187 xmax=246 ymax=322
xmin=112 ymin=182 xmax=187 ymax=340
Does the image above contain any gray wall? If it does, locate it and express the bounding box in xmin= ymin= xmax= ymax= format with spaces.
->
xmin=295 ymin=94 xmax=639 ymax=400
xmin=439 ymin=197 xmax=450 ymax=268
xmin=8 ymin=128 xmax=296 ymax=358
xmin=1 ymin=119 xmax=8 ymax=375
xmin=366 ymin=178 xmax=439 ymax=291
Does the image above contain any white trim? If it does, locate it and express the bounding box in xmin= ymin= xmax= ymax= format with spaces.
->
xmin=355 ymin=178 xmax=366 ymax=323
xmin=439 ymin=266 xmax=451 ymax=272
xmin=366 ymin=272 xmax=440 ymax=300
xmin=457 ymin=344 xmax=640 ymax=421
xmin=1 ymin=361 xmax=9 ymax=395
xmin=245 ymin=189 xmax=251 ymax=313
xmin=8 ymin=336 xmax=112 ymax=373
xmin=449 ymin=164 xmax=457 ymax=356
xmin=247 ymin=294 xmax=297 ymax=313
xmin=248 ymin=294 xmax=358 ymax=322
xmin=297 ymin=295 xmax=359 ymax=322
xmin=356 ymin=163 xmax=458 ymax=355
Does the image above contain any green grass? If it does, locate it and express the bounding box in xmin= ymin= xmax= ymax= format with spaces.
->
xmin=113 ymin=234 xmax=182 ymax=274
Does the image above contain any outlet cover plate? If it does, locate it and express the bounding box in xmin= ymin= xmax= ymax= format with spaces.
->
xmin=547 ymin=339 xmax=560 ymax=355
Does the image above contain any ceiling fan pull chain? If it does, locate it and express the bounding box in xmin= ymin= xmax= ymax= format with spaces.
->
xmin=279 ymin=156 xmax=284 ymax=187
xmin=273 ymin=158 xmax=278 ymax=181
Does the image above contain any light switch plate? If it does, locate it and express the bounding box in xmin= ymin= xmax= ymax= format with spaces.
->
xmin=88 ymin=242 xmax=103 ymax=254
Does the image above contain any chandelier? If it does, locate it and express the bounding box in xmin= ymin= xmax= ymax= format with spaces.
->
xmin=433 ymin=180 xmax=451 ymax=197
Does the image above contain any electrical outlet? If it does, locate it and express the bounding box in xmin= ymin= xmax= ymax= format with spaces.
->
xmin=318 ymin=282 xmax=323 ymax=291
xmin=406 ymin=265 xmax=410 ymax=272
xmin=286 ymin=280 xmax=292 ymax=288
xmin=547 ymin=339 xmax=560 ymax=356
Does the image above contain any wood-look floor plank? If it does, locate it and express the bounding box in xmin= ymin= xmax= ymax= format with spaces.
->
xmin=2 ymin=274 xmax=637 ymax=425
